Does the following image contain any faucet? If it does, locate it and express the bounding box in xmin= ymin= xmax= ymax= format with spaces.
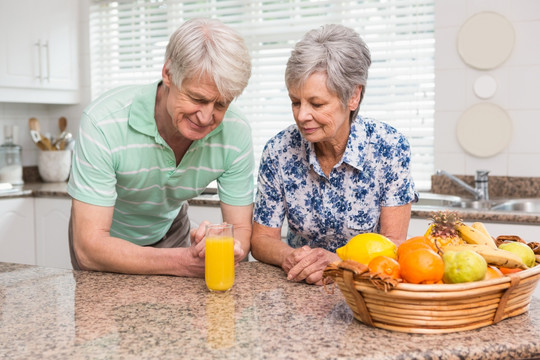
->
xmin=436 ymin=169 xmax=489 ymax=200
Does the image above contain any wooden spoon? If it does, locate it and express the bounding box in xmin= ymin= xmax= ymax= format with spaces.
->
xmin=28 ymin=117 xmax=41 ymax=133
xmin=58 ymin=116 xmax=67 ymax=133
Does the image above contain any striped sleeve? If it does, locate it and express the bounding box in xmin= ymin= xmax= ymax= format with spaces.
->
xmin=67 ymin=111 xmax=118 ymax=206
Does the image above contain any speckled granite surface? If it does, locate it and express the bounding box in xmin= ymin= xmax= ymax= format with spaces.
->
xmin=432 ymin=174 xmax=540 ymax=199
xmin=1 ymin=261 xmax=539 ymax=360
xmin=5 ymin=171 xmax=540 ymax=225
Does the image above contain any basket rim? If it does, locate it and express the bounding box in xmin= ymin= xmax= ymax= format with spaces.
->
xmin=392 ymin=264 xmax=540 ymax=292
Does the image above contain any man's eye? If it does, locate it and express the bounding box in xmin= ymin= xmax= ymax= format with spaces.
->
xmin=291 ymin=102 xmax=300 ymax=107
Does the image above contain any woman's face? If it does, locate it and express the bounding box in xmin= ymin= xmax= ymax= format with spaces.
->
xmin=288 ymin=72 xmax=358 ymax=145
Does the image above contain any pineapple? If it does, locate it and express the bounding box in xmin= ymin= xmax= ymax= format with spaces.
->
xmin=425 ymin=210 xmax=465 ymax=249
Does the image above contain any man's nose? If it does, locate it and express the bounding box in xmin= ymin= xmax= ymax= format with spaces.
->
xmin=196 ymin=103 xmax=214 ymax=124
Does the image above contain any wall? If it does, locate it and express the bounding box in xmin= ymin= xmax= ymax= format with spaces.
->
xmin=435 ymin=0 xmax=540 ymax=177
xmin=0 ymin=0 xmax=91 ymax=168
xmin=1 ymin=0 xmax=539 ymax=180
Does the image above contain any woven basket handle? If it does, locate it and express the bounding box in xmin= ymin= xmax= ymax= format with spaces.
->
xmin=343 ymin=270 xmax=374 ymax=327
xmin=493 ymin=273 xmax=521 ymax=323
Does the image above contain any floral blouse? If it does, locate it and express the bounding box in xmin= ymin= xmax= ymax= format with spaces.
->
xmin=253 ymin=115 xmax=417 ymax=252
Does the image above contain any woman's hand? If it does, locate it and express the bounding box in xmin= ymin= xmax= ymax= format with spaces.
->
xmin=282 ymin=246 xmax=340 ymax=285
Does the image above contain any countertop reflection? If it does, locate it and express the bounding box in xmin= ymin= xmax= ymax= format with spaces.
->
xmin=1 ymin=261 xmax=540 ymax=359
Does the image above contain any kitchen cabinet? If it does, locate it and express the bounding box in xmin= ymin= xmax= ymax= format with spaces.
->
xmin=0 ymin=197 xmax=35 ymax=265
xmin=34 ymin=198 xmax=72 ymax=269
xmin=0 ymin=197 xmax=72 ymax=269
xmin=187 ymin=204 xmax=223 ymax=226
xmin=0 ymin=0 xmax=79 ymax=104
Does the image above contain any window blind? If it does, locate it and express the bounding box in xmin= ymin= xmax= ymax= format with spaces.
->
xmin=89 ymin=0 xmax=434 ymax=190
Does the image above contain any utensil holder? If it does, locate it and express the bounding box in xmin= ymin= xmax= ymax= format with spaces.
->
xmin=38 ymin=150 xmax=72 ymax=182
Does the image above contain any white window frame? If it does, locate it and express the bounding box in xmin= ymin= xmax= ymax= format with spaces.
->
xmin=89 ymin=0 xmax=434 ymax=190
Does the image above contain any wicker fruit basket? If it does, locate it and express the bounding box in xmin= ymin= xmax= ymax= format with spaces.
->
xmin=323 ymin=260 xmax=540 ymax=334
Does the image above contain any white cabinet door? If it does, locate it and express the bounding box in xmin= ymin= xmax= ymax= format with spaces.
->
xmin=187 ymin=205 xmax=223 ymax=227
xmin=0 ymin=198 xmax=35 ymax=265
xmin=0 ymin=0 xmax=79 ymax=103
xmin=408 ymin=218 xmax=431 ymax=239
xmin=34 ymin=198 xmax=72 ymax=269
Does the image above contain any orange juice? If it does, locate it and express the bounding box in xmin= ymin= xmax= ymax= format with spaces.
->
xmin=205 ymin=236 xmax=235 ymax=291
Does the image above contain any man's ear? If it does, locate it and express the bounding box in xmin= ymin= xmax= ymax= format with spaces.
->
xmin=348 ymin=85 xmax=362 ymax=111
xmin=162 ymin=60 xmax=172 ymax=87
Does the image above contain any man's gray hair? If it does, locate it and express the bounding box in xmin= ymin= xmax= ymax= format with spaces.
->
xmin=285 ymin=24 xmax=371 ymax=122
xmin=165 ymin=18 xmax=251 ymax=102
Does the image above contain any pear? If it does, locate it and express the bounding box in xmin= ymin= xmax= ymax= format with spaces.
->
xmin=442 ymin=250 xmax=487 ymax=284
xmin=499 ymin=242 xmax=535 ymax=268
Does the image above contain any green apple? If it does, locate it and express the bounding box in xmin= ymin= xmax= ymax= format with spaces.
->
xmin=499 ymin=242 xmax=535 ymax=268
xmin=442 ymin=250 xmax=487 ymax=284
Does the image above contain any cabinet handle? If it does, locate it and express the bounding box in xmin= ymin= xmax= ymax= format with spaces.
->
xmin=43 ymin=41 xmax=50 ymax=82
xmin=35 ymin=40 xmax=42 ymax=82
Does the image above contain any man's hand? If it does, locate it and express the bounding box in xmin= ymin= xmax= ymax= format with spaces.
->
xmin=282 ymin=246 xmax=340 ymax=286
xmin=190 ymin=221 xmax=245 ymax=266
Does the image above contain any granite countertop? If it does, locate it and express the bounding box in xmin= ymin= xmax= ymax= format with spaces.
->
xmin=1 ymin=261 xmax=539 ymax=359
xmin=4 ymin=182 xmax=540 ymax=225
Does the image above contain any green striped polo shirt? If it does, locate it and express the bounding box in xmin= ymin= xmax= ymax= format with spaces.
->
xmin=68 ymin=81 xmax=254 ymax=245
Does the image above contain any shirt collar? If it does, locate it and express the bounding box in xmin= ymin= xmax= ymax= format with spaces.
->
xmin=342 ymin=115 xmax=368 ymax=170
xmin=128 ymin=80 xmax=161 ymax=137
xmin=305 ymin=115 xmax=368 ymax=172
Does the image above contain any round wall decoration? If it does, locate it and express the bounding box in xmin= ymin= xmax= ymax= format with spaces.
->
xmin=456 ymin=102 xmax=513 ymax=157
xmin=457 ymin=12 xmax=515 ymax=70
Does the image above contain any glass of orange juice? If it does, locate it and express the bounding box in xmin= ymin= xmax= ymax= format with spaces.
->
xmin=205 ymin=223 xmax=235 ymax=292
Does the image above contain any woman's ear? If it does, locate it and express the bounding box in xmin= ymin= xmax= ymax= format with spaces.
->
xmin=348 ymin=85 xmax=362 ymax=110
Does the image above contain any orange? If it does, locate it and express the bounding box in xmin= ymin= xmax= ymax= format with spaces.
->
xmin=368 ymin=256 xmax=401 ymax=280
xmin=484 ymin=266 xmax=504 ymax=280
xmin=397 ymin=236 xmax=438 ymax=261
xmin=399 ymin=248 xmax=444 ymax=284
xmin=499 ymin=267 xmax=523 ymax=275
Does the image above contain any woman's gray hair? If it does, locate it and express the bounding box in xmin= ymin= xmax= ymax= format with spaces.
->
xmin=165 ymin=18 xmax=251 ymax=102
xmin=285 ymin=24 xmax=371 ymax=122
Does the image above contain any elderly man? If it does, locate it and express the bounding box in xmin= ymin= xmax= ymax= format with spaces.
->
xmin=68 ymin=18 xmax=253 ymax=276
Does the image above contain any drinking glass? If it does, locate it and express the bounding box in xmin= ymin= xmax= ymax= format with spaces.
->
xmin=205 ymin=223 xmax=235 ymax=292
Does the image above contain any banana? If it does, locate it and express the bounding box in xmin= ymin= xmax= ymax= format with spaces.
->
xmin=471 ymin=221 xmax=491 ymax=238
xmin=456 ymin=223 xmax=497 ymax=249
xmin=443 ymin=244 xmax=528 ymax=270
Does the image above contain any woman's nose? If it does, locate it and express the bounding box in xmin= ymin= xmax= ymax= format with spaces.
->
xmin=296 ymin=103 xmax=311 ymax=122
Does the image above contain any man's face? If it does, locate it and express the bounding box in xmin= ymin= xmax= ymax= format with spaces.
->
xmin=164 ymin=73 xmax=230 ymax=141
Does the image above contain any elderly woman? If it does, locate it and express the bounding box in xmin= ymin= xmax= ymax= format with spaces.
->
xmin=250 ymin=24 xmax=417 ymax=285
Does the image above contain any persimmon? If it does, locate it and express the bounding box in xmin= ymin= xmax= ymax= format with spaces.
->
xmin=499 ymin=267 xmax=523 ymax=275
xmin=399 ymin=248 xmax=444 ymax=284
xmin=368 ymin=256 xmax=401 ymax=280
xmin=484 ymin=266 xmax=504 ymax=280
xmin=397 ymin=236 xmax=438 ymax=260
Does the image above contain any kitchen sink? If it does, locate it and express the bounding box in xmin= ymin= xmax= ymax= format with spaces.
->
xmin=415 ymin=193 xmax=540 ymax=214
xmin=415 ymin=193 xmax=463 ymax=207
xmin=453 ymin=200 xmax=496 ymax=211
xmin=490 ymin=199 xmax=540 ymax=213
